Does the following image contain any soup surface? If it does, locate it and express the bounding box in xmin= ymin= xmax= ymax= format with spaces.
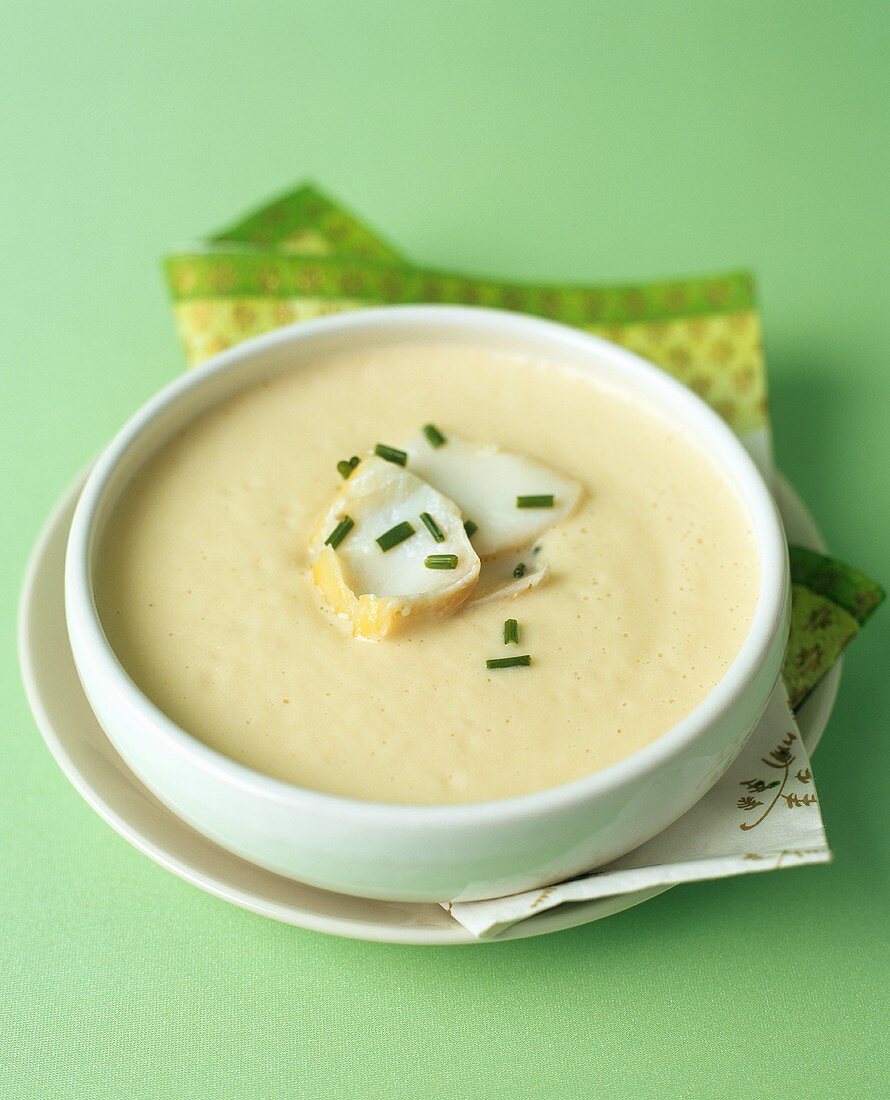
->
xmin=96 ymin=342 xmax=759 ymax=804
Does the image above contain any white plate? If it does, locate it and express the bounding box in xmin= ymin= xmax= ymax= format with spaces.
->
xmin=18 ymin=474 xmax=840 ymax=944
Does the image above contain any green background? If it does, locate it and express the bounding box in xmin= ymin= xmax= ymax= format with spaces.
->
xmin=2 ymin=3 xmax=887 ymax=1096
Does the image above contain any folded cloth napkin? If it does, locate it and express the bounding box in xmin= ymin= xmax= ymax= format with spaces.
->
xmin=164 ymin=185 xmax=884 ymax=935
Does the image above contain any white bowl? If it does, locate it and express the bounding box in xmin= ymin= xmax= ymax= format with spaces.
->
xmin=65 ymin=306 xmax=790 ymax=903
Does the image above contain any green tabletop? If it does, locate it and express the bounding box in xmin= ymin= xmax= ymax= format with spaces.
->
xmin=2 ymin=3 xmax=887 ymax=1096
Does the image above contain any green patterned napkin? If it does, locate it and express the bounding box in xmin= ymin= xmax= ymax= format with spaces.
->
xmin=164 ymin=184 xmax=883 ymax=709
xmin=784 ymin=548 xmax=883 ymax=707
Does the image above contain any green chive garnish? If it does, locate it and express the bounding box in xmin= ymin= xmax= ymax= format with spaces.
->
xmin=517 ymin=494 xmax=554 ymax=509
xmin=376 ymin=521 xmax=415 ymax=552
xmin=419 ymin=512 xmax=445 ymax=543
xmin=374 ymin=443 xmax=408 ymax=466
xmin=464 ymin=519 xmax=478 ymax=537
xmin=513 ymin=562 xmax=526 ymax=578
xmin=325 ymin=515 xmax=354 ymax=550
xmin=425 ymin=554 xmax=458 ymax=570
xmin=422 ymin=423 xmax=447 ymax=448
xmin=504 ymin=618 xmax=520 ymax=644
xmin=337 ymin=456 xmax=360 ymax=479
xmin=486 ymin=655 xmax=531 ymax=669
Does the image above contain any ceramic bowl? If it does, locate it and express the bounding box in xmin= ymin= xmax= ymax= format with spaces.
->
xmin=65 ymin=306 xmax=790 ymax=903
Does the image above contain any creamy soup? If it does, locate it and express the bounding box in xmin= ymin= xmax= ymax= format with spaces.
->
xmin=95 ymin=343 xmax=759 ymax=804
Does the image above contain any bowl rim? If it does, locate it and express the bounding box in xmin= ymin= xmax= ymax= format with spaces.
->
xmin=65 ymin=304 xmax=789 ymax=826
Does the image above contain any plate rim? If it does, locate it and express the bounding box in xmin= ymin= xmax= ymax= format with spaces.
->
xmin=17 ymin=472 xmax=841 ymax=945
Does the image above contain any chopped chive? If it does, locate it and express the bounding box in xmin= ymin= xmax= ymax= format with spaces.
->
xmin=464 ymin=519 xmax=478 ymax=538
xmin=376 ymin=521 xmax=415 ymax=552
xmin=517 ymin=494 xmax=554 ymax=509
xmin=374 ymin=443 xmax=408 ymax=466
xmin=513 ymin=562 xmax=526 ymax=578
xmin=422 ymin=423 xmax=447 ymax=448
xmin=419 ymin=512 xmax=445 ymax=543
xmin=532 ymin=545 xmax=541 ymax=555
xmin=425 ymin=554 xmax=458 ymax=570
xmin=324 ymin=515 xmax=354 ymax=550
xmin=337 ymin=456 xmax=360 ymax=479
xmin=504 ymin=618 xmax=520 ymax=645
xmin=486 ymin=655 xmax=531 ymax=669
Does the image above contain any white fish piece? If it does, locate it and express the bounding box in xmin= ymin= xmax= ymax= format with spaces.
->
xmin=403 ymin=430 xmax=582 ymax=558
xmin=309 ymin=456 xmax=480 ymax=639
